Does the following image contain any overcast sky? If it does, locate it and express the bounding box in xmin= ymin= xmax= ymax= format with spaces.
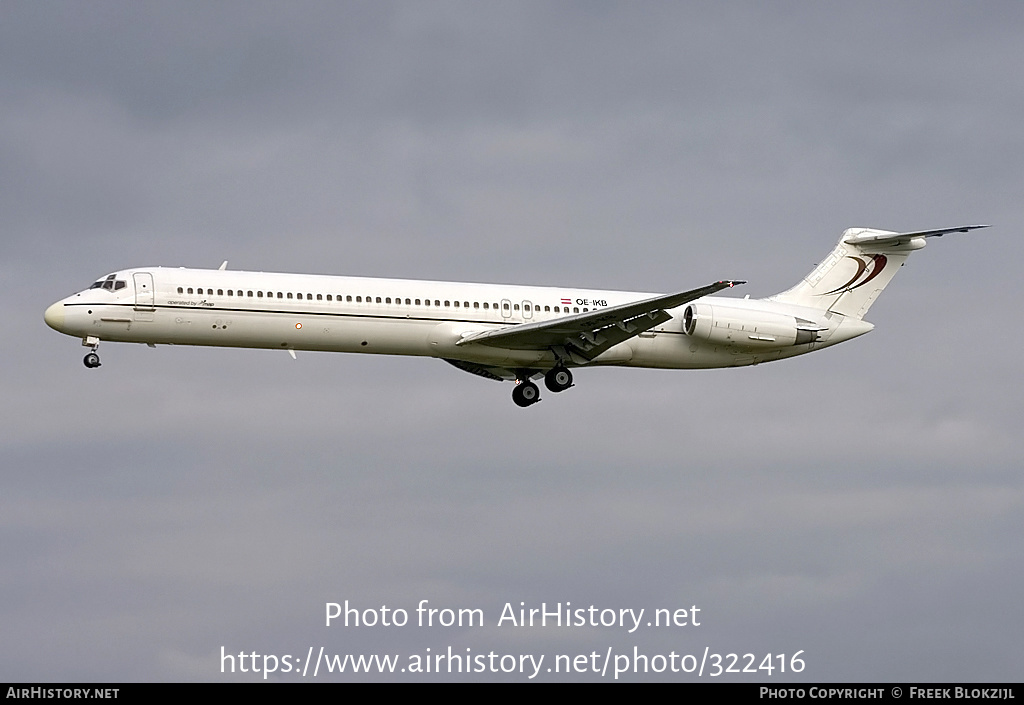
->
xmin=3 ymin=1 xmax=1022 ymax=682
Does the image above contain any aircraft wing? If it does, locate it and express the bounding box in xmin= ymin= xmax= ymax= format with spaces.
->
xmin=456 ymin=280 xmax=743 ymax=363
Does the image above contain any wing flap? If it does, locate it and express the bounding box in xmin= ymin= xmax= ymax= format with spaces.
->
xmin=564 ymin=308 xmax=673 ymax=361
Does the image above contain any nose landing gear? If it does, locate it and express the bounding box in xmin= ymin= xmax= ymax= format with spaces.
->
xmin=82 ymin=336 xmax=101 ymax=368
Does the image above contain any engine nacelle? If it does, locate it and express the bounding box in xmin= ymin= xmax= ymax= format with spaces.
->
xmin=683 ymin=303 xmax=822 ymax=347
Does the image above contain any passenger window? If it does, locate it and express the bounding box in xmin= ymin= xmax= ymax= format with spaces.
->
xmin=503 ymin=302 xmax=510 ymax=310
xmin=177 ymin=287 xmax=183 ymax=294
xmin=287 ymin=293 xmax=293 ymax=299
xmin=188 ymin=288 xmax=194 ymax=294
xmin=277 ymin=292 xmax=282 ymax=299
xmin=483 ymin=303 xmax=489 ymax=309
xmin=218 ymin=289 xmax=224 ymax=295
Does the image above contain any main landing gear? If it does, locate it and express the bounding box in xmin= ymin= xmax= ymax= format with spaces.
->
xmin=511 ymin=366 xmax=574 ymax=407
xmin=512 ymin=380 xmax=540 ymax=407
xmin=544 ymin=366 xmax=573 ymax=393
xmin=82 ymin=336 xmax=101 ymax=368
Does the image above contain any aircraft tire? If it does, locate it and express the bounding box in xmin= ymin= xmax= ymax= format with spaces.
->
xmin=512 ymin=381 xmax=540 ymax=407
xmin=544 ymin=367 xmax=573 ymax=393
xmin=83 ymin=352 xmax=101 ymax=368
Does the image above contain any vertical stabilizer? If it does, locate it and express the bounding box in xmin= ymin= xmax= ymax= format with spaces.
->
xmin=769 ymin=225 xmax=987 ymax=319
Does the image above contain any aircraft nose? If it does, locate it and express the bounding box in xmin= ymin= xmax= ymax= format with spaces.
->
xmin=44 ymin=302 xmax=65 ymax=331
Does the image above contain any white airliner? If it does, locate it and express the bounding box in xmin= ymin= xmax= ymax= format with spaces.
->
xmin=44 ymin=225 xmax=985 ymax=407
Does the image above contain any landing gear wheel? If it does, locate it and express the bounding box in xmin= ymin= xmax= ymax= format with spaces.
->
xmin=512 ymin=381 xmax=541 ymax=407
xmin=544 ymin=366 xmax=573 ymax=393
xmin=83 ymin=352 xmax=101 ymax=369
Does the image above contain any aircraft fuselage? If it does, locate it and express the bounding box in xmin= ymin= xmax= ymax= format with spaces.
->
xmin=44 ymin=267 xmax=862 ymax=372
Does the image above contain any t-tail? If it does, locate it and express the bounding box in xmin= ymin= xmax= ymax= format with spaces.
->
xmin=769 ymin=225 xmax=988 ymax=319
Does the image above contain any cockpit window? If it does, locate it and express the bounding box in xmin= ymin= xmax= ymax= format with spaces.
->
xmin=89 ymin=274 xmax=127 ymax=292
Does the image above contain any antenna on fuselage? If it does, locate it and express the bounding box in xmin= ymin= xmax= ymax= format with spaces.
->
xmin=218 ymin=261 xmax=228 ymax=270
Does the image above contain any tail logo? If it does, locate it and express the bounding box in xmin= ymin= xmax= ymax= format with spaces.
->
xmin=820 ymin=255 xmax=888 ymax=295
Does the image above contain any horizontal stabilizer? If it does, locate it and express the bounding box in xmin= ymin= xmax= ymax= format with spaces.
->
xmin=843 ymin=224 xmax=989 ymax=246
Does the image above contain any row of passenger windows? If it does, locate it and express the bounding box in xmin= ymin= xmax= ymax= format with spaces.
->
xmin=175 ymin=287 xmax=586 ymax=313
